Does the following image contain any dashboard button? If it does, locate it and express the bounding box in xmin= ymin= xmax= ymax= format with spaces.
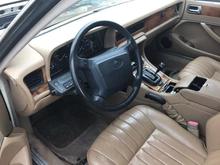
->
xmin=64 ymin=83 xmax=70 ymax=89
xmin=54 ymin=81 xmax=59 ymax=87
xmin=63 ymin=80 xmax=73 ymax=89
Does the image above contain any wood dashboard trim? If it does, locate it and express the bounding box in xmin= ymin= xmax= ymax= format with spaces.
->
xmin=144 ymin=5 xmax=178 ymax=32
xmin=31 ymin=83 xmax=49 ymax=97
xmin=117 ymin=4 xmax=179 ymax=44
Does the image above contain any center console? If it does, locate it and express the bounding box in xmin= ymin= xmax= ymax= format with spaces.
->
xmin=140 ymin=57 xmax=220 ymax=136
xmin=141 ymin=56 xmax=178 ymax=94
xmin=173 ymin=76 xmax=220 ymax=112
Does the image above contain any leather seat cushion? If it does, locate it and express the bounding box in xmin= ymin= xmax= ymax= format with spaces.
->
xmin=87 ymin=105 xmax=207 ymax=165
xmin=178 ymin=56 xmax=220 ymax=81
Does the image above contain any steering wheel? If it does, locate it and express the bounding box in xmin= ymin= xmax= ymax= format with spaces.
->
xmin=69 ymin=21 xmax=142 ymax=111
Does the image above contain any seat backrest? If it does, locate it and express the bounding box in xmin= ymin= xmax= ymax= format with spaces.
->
xmin=205 ymin=114 xmax=220 ymax=165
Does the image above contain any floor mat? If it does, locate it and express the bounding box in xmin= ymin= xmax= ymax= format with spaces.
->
xmin=32 ymin=97 xmax=108 ymax=164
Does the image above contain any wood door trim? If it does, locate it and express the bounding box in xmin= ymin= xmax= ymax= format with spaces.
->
xmin=201 ymin=5 xmax=220 ymax=17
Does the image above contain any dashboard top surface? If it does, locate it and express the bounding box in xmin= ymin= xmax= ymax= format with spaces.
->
xmin=29 ymin=0 xmax=182 ymax=58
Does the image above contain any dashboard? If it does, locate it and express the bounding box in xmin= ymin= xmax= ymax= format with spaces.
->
xmin=3 ymin=0 xmax=184 ymax=116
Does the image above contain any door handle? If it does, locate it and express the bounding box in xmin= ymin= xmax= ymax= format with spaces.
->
xmin=187 ymin=5 xmax=202 ymax=15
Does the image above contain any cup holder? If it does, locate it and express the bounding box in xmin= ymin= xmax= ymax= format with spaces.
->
xmin=164 ymin=82 xmax=176 ymax=93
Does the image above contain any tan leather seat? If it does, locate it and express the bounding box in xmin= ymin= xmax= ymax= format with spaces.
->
xmin=178 ymin=56 xmax=220 ymax=81
xmin=87 ymin=105 xmax=220 ymax=165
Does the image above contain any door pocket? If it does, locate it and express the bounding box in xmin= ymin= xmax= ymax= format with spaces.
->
xmin=178 ymin=35 xmax=196 ymax=48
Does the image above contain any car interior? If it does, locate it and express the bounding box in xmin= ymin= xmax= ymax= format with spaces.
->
xmin=1 ymin=0 xmax=220 ymax=164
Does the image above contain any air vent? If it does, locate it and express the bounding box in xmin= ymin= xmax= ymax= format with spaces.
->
xmin=24 ymin=69 xmax=44 ymax=92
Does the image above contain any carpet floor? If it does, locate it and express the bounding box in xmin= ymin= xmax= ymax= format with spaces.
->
xmin=31 ymin=97 xmax=108 ymax=164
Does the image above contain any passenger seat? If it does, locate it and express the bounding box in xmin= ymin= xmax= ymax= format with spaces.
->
xmin=178 ymin=56 xmax=220 ymax=81
xmin=87 ymin=105 xmax=220 ymax=165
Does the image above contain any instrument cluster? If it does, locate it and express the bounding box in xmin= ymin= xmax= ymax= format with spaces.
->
xmin=50 ymin=30 xmax=106 ymax=79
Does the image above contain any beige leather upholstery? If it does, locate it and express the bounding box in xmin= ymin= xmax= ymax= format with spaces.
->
xmin=178 ymin=56 xmax=220 ymax=81
xmin=88 ymin=105 xmax=210 ymax=165
xmin=204 ymin=114 xmax=220 ymax=165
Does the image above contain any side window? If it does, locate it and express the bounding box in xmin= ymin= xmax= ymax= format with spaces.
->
xmin=0 ymin=1 xmax=28 ymax=32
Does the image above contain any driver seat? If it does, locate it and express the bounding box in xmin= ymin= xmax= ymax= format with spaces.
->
xmin=87 ymin=105 xmax=220 ymax=165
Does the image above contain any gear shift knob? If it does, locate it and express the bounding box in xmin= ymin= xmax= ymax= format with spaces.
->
xmin=155 ymin=62 xmax=165 ymax=74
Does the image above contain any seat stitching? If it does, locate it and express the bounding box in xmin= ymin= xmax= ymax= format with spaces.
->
xmin=98 ymin=136 xmax=130 ymax=162
xmin=135 ymin=155 xmax=149 ymax=165
xmin=141 ymin=147 xmax=166 ymax=165
xmin=135 ymin=108 xmax=154 ymax=124
xmin=152 ymin=133 xmax=206 ymax=159
xmin=136 ymin=107 xmax=153 ymax=120
xmin=90 ymin=149 xmax=116 ymax=165
xmin=117 ymin=118 xmax=145 ymax=139
xmin=137 ymin=108 xmax=158 ymax=128
xmin=105 ymin=130 xmax=136 ymax=154
xmin=122 ymin=114 xmax=147 ymax=135
xmin=111 ymin=123 xmax=139 ymax=147
xmin=147 ymin=141 xmax=183 ymax=165
xmin=126 ymin=112 xmax=149 ymax=130
xmin=134 ymin=108 xmax=155 ymax=129
xmin=136 ymin=107 xmax=206 ymax=160
xmin=135 ymin=107 xmax=149 ymax=117
xmin=152 ymin=134 xmax=204 ymax=165
xmin=127 ymin=129 xmax=157 ymax=164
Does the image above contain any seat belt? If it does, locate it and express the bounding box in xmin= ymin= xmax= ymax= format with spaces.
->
xmin=163 ymin=104 xmax=187 ymax=128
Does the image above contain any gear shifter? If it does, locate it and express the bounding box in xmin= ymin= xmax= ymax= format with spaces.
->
xmin=142 ymin=62 xmax=165 ymax=86
xmin=155 ymin=62 xmax=166 ymax=75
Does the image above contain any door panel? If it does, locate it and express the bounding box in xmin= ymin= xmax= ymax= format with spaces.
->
xmin=163 ymin=0 xmax=220 ymax=61
xmin=171 ymin=21 xmax=220 ymax=59
xmin=0 ymin=94 xmax=31 ymax=165
xmin=0 ymin=96 xmax=12 ymax=145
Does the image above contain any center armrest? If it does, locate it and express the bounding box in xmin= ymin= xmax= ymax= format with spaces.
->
xmin=179 ymin=78 xmax=220 ymax=112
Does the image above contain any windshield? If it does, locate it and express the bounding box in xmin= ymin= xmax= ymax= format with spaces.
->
xmin=47 ymin=0 xmax=131 ymax=28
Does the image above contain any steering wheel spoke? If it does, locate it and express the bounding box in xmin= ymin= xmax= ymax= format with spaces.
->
xmin=77 ymin=57 xmax=89 ymax=69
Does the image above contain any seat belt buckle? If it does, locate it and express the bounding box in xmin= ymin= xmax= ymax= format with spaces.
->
xmin=187 ymin=121 xmax=199 ymax=137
